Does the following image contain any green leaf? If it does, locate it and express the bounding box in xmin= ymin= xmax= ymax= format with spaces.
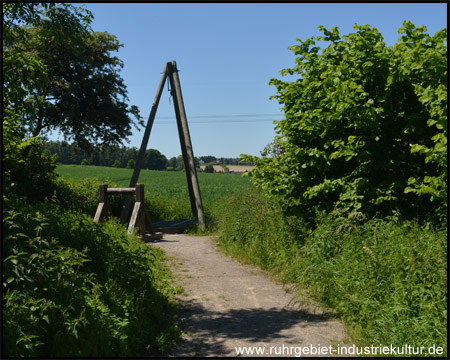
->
xmin=29 ymin=253 xmax=39 ymax=261
xmin=434 ymin=143 xmax=446 ymax=152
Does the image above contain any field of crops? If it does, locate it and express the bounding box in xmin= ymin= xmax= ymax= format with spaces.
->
xmin=56 ymin=165 xmax=252 ymax=221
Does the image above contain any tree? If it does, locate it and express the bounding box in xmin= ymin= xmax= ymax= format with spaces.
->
xmin=81 ymin=158 xmax=88 ymax=166
xmin=244 ymin=22 xmax=447 ymax=225
xmin=3 ymin=3 xmax=93 ymax=201
xmin=3 ymin=3 xmax=93 ymax=116
xmin=199 ymin=155 xmax=217 ymax=164
xmin=260 ymin=138 xmax=285 ymax=158
xmin=144 ymin=149 xmax=167 ymax=170
xmin=175 ymin=155 xmax=185 ymax=171
xmin=167 ymin=157 xmax=177 ymax=169
xmin=204 ymin=164 xmax=215 ymax=173
xmin=126 ymin=159 xmax=135 ymax=169
xmin=3 ymin=3 xmax=142 ymax=152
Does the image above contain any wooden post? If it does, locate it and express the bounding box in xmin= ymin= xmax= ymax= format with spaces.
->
xmin=127 ymin=183 xmax=153 ymax=235
xmin=167 ymin=61 xmax=206 ymax=230
xmin=135 ymin=183 xmax=153 ymax=234
xmin=135 ymin=183 xmax=145 ymax=202
xmin=167 ymin=62 xmax=197 ymax=219
xmin=120 ymin=64 xmax=168 ymax=224
xmin=94 ymin=184 xmax=110 ymax=222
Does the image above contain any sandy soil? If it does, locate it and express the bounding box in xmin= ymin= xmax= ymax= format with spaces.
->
xmin=148 ymin=234 xmax=349 ymax=357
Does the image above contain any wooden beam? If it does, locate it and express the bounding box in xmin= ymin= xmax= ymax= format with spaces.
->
xmin=120 ymin=63 xmax=168 ymax=224
xmin=127 ymin=202 xmax=142 ymax=235
xmin=167 ymin=62 xmax=197 ymax=218
xmin=168 ymin=61 xmax=206 ymax=230
xmin=94 ymin=184 xmax=109 ymax=222
xmin=107 ymin=187 xmax=136 ymax=194
xmin=135 ymin=183 xmax=145 ymax=202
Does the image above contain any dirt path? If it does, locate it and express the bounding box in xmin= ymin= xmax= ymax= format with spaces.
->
xmin=149 ymin=234 xmax=348 ymax=357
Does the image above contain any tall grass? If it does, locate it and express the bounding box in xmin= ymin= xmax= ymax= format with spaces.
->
xmin=215 ymin=186 xmax=447 ymax=357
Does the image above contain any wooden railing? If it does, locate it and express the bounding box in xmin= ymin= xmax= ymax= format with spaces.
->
xmin=94 ymin=183 xmax=153 ymax=236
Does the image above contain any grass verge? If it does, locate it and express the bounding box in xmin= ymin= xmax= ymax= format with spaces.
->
xmin=215 ymin=186 xmax=447 ymax=357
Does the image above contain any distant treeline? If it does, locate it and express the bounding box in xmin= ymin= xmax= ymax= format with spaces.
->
xmin=43 ymin=141 xmax=253 ymax=170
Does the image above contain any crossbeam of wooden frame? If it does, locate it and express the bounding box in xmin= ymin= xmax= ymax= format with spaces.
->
xmin=119 ymin=61 xmax=206 ymax=230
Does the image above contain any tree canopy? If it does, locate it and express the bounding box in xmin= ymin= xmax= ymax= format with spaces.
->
xmin=3 ymin=3 xmax=142 ymax=151
xmin=144 ymin=149 xmax=168 ymax=170
xmin=3 ymin=3 xmax=92 ymax=124
xmin=244 ymin=22 xmax=447 ymax=225
xmin=3 ymin=3 xmax=93 ymax=200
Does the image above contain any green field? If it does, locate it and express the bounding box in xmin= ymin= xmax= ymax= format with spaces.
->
xmin=56 ymin=165 xmax=252 ymax=221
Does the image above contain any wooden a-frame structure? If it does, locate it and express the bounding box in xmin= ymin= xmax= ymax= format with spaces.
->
xmin=119 ymin=61 xmax=206 ymax=230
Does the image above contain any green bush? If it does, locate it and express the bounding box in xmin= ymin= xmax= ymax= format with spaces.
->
xmin=2 ymin=197 xmax=181 ymax=357
xmin=216 ymin=187 xmax=447 ymax=356
xmin=3 ymin=119 xmax=58 ymax=203
xmin=53 ymin=177 xmax=124 ymax=217
xmin=204 ymin=164 xmax=215 ymax=173
xmin=126 ymin=159 xmax=135 ymax=169
xmin=244 ymin=22 xmax=447 ymax=226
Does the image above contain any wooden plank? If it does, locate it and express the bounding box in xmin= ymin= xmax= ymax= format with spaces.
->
xmin=152 ymin=225 xmax=192 ymax=234
xmin=94 ymin=184 xmax=109 ymax=222
xmin=107 ymin=187 xmax=136 ymax=194
xmin=94 ymin=202 xmax=106 ymax=223
xmin=152 ymin=219 xmax=194 ymax=227
xmin=168 ymin=61 xmax=206 ymax=230
xmin=127 ymin=202 xmax=142 ymax=235
xmin=120 ymin=64 xmax=168 ymax=224
xmin=142 ymin=232 xmax=163 ymax=241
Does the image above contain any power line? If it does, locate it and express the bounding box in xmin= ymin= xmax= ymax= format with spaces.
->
xmin=154 ymin=118 xmax=281 ymax=124
xmin=153 ymin=113 xmax=282 ymax=124
xmin=155 ymin=113 xmax=282 ymax=119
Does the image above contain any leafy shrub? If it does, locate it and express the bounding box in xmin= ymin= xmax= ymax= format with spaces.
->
xmin=244 ymin=22 xmax=447 ymax=226
xmin=126 ymin=159 xmax=135 ymax=169
xmin=52 ymin=177 xmax=104 ymax=216
xmin=3 ymin=119 xmax=58 ymax=203
xmin=3 ymin=196 xmax=181 ymax=357
xmin=216 ymin=187 xmax=447 ymax=356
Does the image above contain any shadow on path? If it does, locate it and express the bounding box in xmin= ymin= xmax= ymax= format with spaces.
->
xmin=169 ymin=298 xmax=335 ymax=356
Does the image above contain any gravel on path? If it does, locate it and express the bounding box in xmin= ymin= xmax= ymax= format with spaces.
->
xmin=149 ymin=234 xmax=348 ymax=357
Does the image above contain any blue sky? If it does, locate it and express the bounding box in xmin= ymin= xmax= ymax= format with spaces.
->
xmin=54 ymin=2 xmax=447 ymax=159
